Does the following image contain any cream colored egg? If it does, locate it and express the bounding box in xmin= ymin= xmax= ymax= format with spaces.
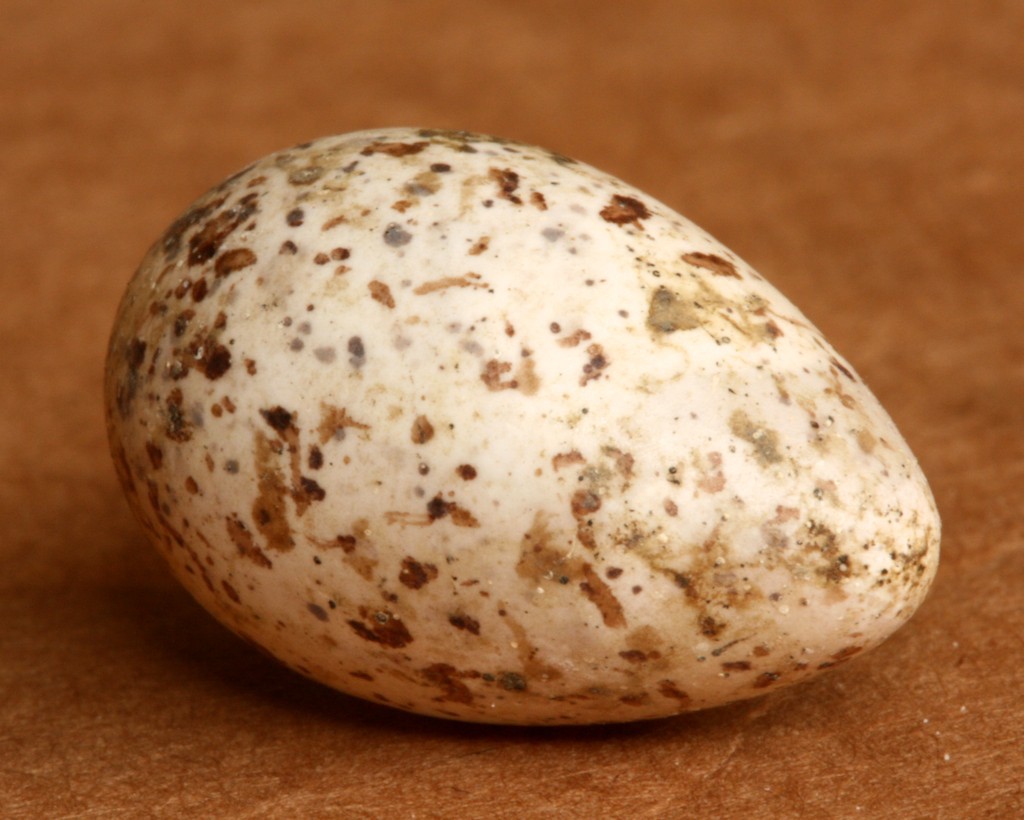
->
xmin=105 ymin=128 xmax=939 ymax=724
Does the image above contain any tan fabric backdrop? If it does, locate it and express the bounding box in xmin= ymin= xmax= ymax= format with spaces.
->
xmin=2 ymin=1 xmax=1021 ymax=816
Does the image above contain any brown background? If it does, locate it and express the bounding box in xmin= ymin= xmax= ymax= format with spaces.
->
xmin=2 ymin=1 xmax=1022 ymax=817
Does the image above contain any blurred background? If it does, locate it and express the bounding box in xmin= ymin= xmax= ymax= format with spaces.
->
xmin=2 ymin=1 xmax=1022 ymax=816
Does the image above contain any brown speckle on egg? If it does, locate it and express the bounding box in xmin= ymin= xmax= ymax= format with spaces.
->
xmin=599 ymin=194 xmax=650 ymax=228
xmin=682 ymin=251 xmax=740 ymax=279
xmin=215 ymin=248 xmax=257 ymax=277
xmin=368 ymin=280 xmax=396 ymax=308
xmin=411 ymin=415 xmax=435 ymax=445
xmin=360 ymin=140 xmax=429 ymax=157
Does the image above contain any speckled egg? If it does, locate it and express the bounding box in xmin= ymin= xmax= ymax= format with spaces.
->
xmin=105 ymin=127 xmax=940 ymax=724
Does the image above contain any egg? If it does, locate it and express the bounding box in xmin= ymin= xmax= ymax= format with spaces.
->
xmin=105 ymin=127 xmax=940 ymax=724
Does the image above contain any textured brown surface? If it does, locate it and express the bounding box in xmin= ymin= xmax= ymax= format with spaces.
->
xmin=2 ymin=1 xmax=1022 ymax=817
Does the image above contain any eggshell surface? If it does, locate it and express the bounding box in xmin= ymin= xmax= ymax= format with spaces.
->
xmin=105 ymin=128 xmax=940 ymax=724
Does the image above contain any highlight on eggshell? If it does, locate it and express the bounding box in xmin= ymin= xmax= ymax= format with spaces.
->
xmin=104 ymin=127 xmax=940 ymax=724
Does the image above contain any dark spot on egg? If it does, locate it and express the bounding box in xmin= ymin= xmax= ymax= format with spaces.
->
xmin=399 ymin=557 xmax=438 ymax=589
xmin=489 ymin=167 xmax=522 ymax=204
xmin=360 ymin=141 xmax=429 ymax=157
xmin=498 ymin=672 xmax=527 ymax=692
xmin=187 ymin=193 xmax=258 ymax=266
xmin=215 ymin=248 xmax=257 ymax=277
xmin=369 ymin=280 xmax=396 ymax=307
xmin=288 ymin=166 xmax=324 ymax=186
xmin=411 ymin=415 xmax=435 ymax=444
xmin=599 ymin=194 xmax=650 ymax=227
xmin=383 ymin=223 xmax=412 ymax=247
xmin=448 ymin=613 xmax=481 ymax=635
xmin=681 ymin=251 xmax=740 ymax=279
xmin=347 ymin=611 xmax=413 ymax=648
xmin=753 ymin=671 xmax=781 ymax=689
xmin=260 ymin=406 xmax=294 ymax=432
